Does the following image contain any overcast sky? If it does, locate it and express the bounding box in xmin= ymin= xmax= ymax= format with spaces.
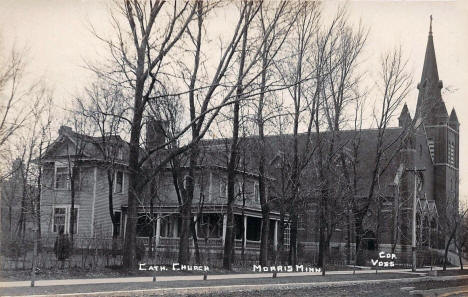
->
xmin=1 ymin=0 xmax=467 ymax=201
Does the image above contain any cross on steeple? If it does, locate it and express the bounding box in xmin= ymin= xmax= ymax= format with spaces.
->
xmin=429 ymin=15 xmax=433 ymax=35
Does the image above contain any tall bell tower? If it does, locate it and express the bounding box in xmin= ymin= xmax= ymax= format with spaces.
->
xmin=416 ymin=16 xmax=459 ymax=225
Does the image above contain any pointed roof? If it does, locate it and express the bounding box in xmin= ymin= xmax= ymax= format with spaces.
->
xmin=415 ymin=16 xmax=448 ymax=125
xmin=449 ymin=108 xmax=460 ymax=131
xmin=449 ymin=108 xmax=459 ymax=123
xmin=398 ymin=103 xmax=412 ymax=127
xmin=399 ymin=103 xmax=409 ymax=118
xmin=420 ymin=16 xmax=439 ymax=87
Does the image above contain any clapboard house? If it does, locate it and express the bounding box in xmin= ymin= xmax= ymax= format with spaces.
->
xmin=39 ymin=124 xmax=286 ymax=257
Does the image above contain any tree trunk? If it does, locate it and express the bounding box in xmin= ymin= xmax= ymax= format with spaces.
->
xmin=17 ymin=191 xmax=26 ymax=239
xmin=178 ymin=148 xmax=197 ymax=265
xmin=123 ymin=101 xmax=144 ymax=269
xmin=178 ymin=203 xmax=192 ymax=264
xmin=223 ymin=119 xmax=239 ymax=270
xmin=317 ymin=180 xmax=328 ymax=268
xmin=223 ymin=3 xmax=249 ymax=270
xmin=277 ymin=212 xmax=285 ymax=265
xmin=36 ymin=153 xmax=43 ymax=249
xmin=458 ymin=247 xmax=464 ymax=270
xmin=346 ymin=209 xmax=351 ymax=265
xmin=443 ymin=234 xmax=454 ymax=271
xmin=288 ymin=213 xmax=298 ymax=266
xmin=241 ymin=196 xmax=246 ymax=261
xmin=8 ymin=206 xmax=12 ymax=239
xmin=223 ymin=202 xmax=236 ymax=269
xmin=107 ymin=170 xmax=118 ymax=239
xmin=354 ymin=217 xmax=364 ymax=266
xmin=318 ymin=219 xmax=325 ymax=268
xmin=177 ymin=0 xmax=202 ymax=266
xmin=191 ymin=219 xmax=201 ymax=264
xmin=322 ymin=237 xmax=330 ymax=276
xmin=70 ymin=165 xmax=76 ymax=245
xmin=260 ymin=208 xmax=270 ymax=266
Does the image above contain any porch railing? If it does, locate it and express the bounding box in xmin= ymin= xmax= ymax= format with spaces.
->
xmin=141 ymin=237 xmax=266 ymax=250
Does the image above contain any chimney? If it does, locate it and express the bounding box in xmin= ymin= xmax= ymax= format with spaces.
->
xmin=146 ymin=119 xmax=168 ymax=150
xmin=59 ymin=126 xmax=73 ymax=136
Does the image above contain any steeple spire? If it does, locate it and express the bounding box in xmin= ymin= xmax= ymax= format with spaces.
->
xmin=429 ymin=15 xmax=433 ymax=35
xmin=415 ymin=16 xmax=448 ymax=125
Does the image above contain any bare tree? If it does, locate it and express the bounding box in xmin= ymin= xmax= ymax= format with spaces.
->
xmin=89 ymin=0 xmax=288 ymax=268
xmin=441 ymin=202 xmax=467 ymax=270
xmin=222 ymin=0 xmax=256 ymax=271
xmin=314 ymin=10 xmax=367 ymax=274
xmin=272 ymin=1 xmax=321 ymax=267
xmin=0 ymin=42 xmax=44 ymax=176
xmin=252 ymin=0 xmax=296 ymax=267
xmin=61 ymin=115 xmax=94 ymax=246
xmin=76 ymin=80 xmax=126 ymax=240
xmin=351 ymin=47 xmax=413 ymax=264
xmin=455 ymin=207 xmax=468 ymax=270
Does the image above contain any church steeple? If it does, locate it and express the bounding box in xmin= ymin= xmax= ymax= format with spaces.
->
xmin=415 ymin=16 xmax=448 ymax=125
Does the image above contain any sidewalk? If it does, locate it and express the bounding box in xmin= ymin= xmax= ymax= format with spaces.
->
xmin=1 ymin=273 xmax=467 ymax=297
xmin=410 ymin=285 xmax=468 ymax=297
xmin=0 ymin=267 xmax=446 ymax=288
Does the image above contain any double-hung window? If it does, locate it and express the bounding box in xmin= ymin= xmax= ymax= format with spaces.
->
xmin=254 ymin=183 xmax=260 ymax=202
xmin=113 ymin=211 xmax=121 ymax=237
xmin=55 ymin=166 xmax=69 ymax=189
xmin=53 ymin=207 xmax=66 ymax=233
xmin=114 ymin=171 xmax=124 ymax=193
xmin=55 ymin=163 xmax=80 ymax=190
xmin=220 ymin=178 xmax=227 ymax=198
xmin=52 ymin=205 xmax=79 ymax=234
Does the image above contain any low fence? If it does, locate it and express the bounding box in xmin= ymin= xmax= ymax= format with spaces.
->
xmin=0 ymin=236 xmax=124 ymax=271
xmin=0 ymin=235 xmax=449 ymax=271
